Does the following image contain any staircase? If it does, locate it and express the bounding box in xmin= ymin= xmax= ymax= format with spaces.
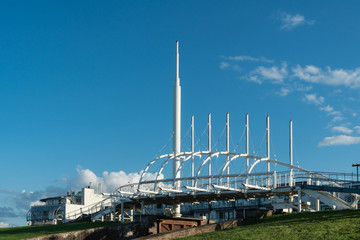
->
xmin=302 ymin=189 xmax=352 ymax=210
xmin=64 ymin=197 xmax=117 ymax=223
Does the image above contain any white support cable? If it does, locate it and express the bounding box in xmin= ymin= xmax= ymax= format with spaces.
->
xmin=212 ymin=125 xmax=226 ymax=151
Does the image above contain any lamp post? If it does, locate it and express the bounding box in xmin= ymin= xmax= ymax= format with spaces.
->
xmin=352 ymin=163 xmax=360 ymax=184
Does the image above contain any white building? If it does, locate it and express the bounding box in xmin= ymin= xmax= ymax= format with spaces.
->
xmin=27 ymin=183 xmax=107 ymax=225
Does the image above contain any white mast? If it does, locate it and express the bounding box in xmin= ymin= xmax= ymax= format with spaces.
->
xmin=245 ymin=113 xmax=249 ymax=172
xmin=191 ymin=115 xmax=194 ymax=187
xmin=266 ymin=115 xmax=270 ymax=172
xmin=173 ymin=41 xmax=181 ymax=217
xmin=289 ymin=120 xmax=293 ymax=187
xmin=226 ymin=113 xmax=230 ymax=185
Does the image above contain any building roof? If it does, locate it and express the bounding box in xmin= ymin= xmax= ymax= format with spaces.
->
xmin=40 ymin=196 xmax=65 ymax=202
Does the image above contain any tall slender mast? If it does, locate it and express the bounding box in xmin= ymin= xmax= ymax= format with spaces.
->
xmin=173 ymin=41 xmax=181 ymax=179
xmin=289 ymin=120 xmax=293 ymax=187
xmin=173 ymin=41 xmax=181 ymax=216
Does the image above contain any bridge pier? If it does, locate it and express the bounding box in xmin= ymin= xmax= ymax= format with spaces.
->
xmin=141 ymin=201 xmax=145 ymax=215
xmin=316 ymin=198 xmax=320 ymax=211
xmin=121 ymin=201 xmax=124 ymax=223
xmin=297 ymin=187 xmax=302 ymax=213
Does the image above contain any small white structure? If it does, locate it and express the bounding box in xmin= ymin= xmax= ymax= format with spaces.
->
xmin=27 ymin=183 xmax=107 ymax=225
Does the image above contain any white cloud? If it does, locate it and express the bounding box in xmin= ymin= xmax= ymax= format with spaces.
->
xmin=246 ymin=75 xmax=262 ymax=84
xmin=318 ymin=135 xmax=360 ymax=147
xmin=320 ymin=105 xmax=341 ymax=117
xmin=223 ymin=55 xmax=360 ymax=89
xmin=354 ymin=126 xmax=360 ymax=134
xmin=30 ymin=200 xmax=45 ymax=207
xmin=220 ymin=62 xmax=229 ymax=70
xmin=293 ymin=65 xmax=360 ymax=88
xmin=320 ymin=105 xmax=334 ymax=113
xmin=0 ymin=207 xmax=18 ymax=218
xmin=331 ymin=116 xmax=344 ymax=122
xmin=1 ymin=168 xmax=163 ymax=226
xmin=67 ymin=167 xmax=163 ymax=193
xmin=10 ymin=186 xmax=65 ymax=214
xmin=279 ymin=12 xmax=315 ymax=30
xmin=331 ymin=126 xmax=353 ymax=135
xmin=248 ymin=62 xmax=288 ymax=84
xmin=302 ymin=93 xmax=324 ymax=106
xmin=278 ymin=87 xmax=291 ymax=96
xmin=223 ymin=56 xmax=273 ymax=63
xmin=0 ymin=222 xmax=9 ymax=228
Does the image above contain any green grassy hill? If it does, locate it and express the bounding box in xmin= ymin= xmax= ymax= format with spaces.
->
xmin=0 ymin=221 xmax=120 ymax=240
xmin=1 ymin=210 xmax=360 ymax=240
xmin=177 ymin=210 xmax=360 ymax=240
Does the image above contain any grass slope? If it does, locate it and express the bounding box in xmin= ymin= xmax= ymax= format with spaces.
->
xmin=0 ymin=221 xmax=120 ymax=240
xmin=178 ymin=210 xmax=360 ymax=240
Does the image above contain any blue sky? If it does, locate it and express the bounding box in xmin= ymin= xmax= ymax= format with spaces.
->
xmin=1 ymin=0 xmax=360 ymax=227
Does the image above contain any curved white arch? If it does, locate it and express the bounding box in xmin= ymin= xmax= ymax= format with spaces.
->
xmin=219 ymin=154 xmax=249 ymax=176
xmin=194 ymin=152 xmax=222 ymax=187
xmin=248 ymin=158 xmax=268 ymax=174
xmin=137 ymin=154 xmax=172 ymax=190
xmin=152 ymin=155 xmax=175 ymax=190
xmin=153 ymin=155 xmax=192 ymax=191
xmin=173 ymin=151 xmax=211 ymax=180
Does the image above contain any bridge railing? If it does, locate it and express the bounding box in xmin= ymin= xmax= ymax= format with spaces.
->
xmin=115 ymin=171 xmax=358 ymax=198
xmin=64 ymin=197 xmax=115 ymax=222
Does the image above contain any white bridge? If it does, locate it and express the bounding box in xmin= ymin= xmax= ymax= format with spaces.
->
xmin=63 ymin=42 xmax=360 ymax=223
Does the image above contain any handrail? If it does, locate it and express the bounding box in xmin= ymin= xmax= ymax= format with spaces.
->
xmin=64 ymin=197 xmax=113 ymax=222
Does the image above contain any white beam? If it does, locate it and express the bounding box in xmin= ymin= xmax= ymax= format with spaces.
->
xmin=212 ymin=184 xmax=244 ymax=192
xmin=184 ymin=186 xmax=210 ymax=192
xmin=243 ymin=183 xmax=271 ymax=191
xmin=160 ymin=187 xmax=183 ymax=193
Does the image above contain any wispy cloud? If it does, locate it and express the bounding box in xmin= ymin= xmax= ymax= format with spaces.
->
xmin=0 ymin=207 xmax=18 ymax=218
xmin=302 ymin=94 xmax=344 ymax=123
xmin=222 ymin=56 xmax=273 ymax=63
xmin=10 ymin=186 xmax=66 ymax=214
xmin=220 ymin=55 xmax=360 ymax=148
xmin=238 ymin=62 xmax=360 ymax=89
xmin=293 ymin=65 xmax=360 ymax=88
xmin=247 ymin=62 xmax=288 ymax=84
xmin=0 ymin=222 xmax=9 ymax=228
xmin=220 ymin=62 xmax=229 ymax=70
xmin=354 ymin=126 xmax=360 ymax=134
xmin=277 ymin=87 xmax=291 ymax=96
xmin=331 ymin=115 xmax=345 ymax=122
xmin=279 ymin=12 xmax=315 ymax=30
xmin=331 ymin=126 xmax=353 ymax=135
xmin=318 ymin=135 xmax=360 ymax=147
xmin=302 ymin=93 xmax=324 ymax=106
xmin=320 ymin=105 xmax=341 ymax=117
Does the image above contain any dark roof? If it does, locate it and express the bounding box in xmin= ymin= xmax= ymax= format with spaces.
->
xmin=40 ymin=196 xmax=65 ymax=202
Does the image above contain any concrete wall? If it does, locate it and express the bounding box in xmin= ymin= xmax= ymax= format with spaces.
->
xmin=82 ymin=188 xmax=104 ymax=206
xmin=22 ymin=219 xmax=243 ymax=240
xmin=136 ymin=219 xmax=244 ymax=240
xmin=21 ymin=221 xmax=155 ymax=240
xmin=23 ymin=211 xmax=272 ymax=240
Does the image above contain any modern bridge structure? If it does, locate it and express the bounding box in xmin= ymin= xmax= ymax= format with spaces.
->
xmin=28 ymin=42 xmax=360 ymax=226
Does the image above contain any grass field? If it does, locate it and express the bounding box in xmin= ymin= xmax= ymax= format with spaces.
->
xmin=177 ymin=210 xmax=360 ymax=240
xmin=1 ymin=210 xmax=360 ymax=240
xmin=0 ymin=221 xmax=120 ymax=240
